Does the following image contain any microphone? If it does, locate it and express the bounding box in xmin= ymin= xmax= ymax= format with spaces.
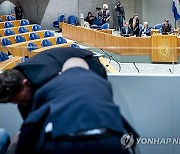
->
xmin=169 ymin=69 xmax=172 ymax=74
xmin=110 ymin=55 xmax=121 ymax=72
xmin=133 ymin=62 xmax=140 ymax=73
xmin=100 ymin=49 xmax=112 ymax=63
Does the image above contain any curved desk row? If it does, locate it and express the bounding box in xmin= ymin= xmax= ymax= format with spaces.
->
xmin=1 ymin=36 xmax=74 ymax=57
xmin=0 ymin=25 xmax=34 ymax=37
xmin=0 ymin=56 xmax=22 ymax=70
xmin=62 ymin=23 xmax=180 ymax=62
xmin=0 ymin=30 xmax=45 ymax=45
xmin=0 ymin=14 xmax=16 ymax=22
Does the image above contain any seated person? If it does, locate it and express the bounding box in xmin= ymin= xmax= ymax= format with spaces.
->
xmin=121 ymin=21 xmax=133 ymax=36
xmin=140 ymin=22 xmax=151 ymax=36
xmin=160 ymin=19 xmax=173 ymax=34
xmin=85 ymin=12 xmax=95 ymax=25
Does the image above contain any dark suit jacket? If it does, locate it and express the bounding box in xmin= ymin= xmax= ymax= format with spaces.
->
xmin=160 ymin=24 xmax=173 ymax=34
xmin=16 ymin=68 xmax=125 ymax=154
xmin=129 ymin=18 xmax=140 ymax=36
xmin=140 ymin=27 xmax=151 ymax=36
xmin=121 ymin=27 xmax=133 ymax=36
xmin=15 ymin=47 xmax=107 ymax=89
xmin=15 ymin=47 xmax=107 ymax=119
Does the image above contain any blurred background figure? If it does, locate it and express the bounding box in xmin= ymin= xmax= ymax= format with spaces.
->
xmin=140 ymin=22 xmax=151 ymax=36
xmin=0 ymin=128 xmax=10 ymax=154
xmin=14 ymin=2 xmax=23 ymax=20
xmin=85 ymin=12 xmax=95 ymax=26
xmin=98 ymin=4 xmax=111 ymax=25
xmin=115 ymin=1 xmax=125 ymax=31
xmin=121 ymin=21 xmax=132 ymax=36
xmin=160 ymin=19 xmax=173 ymax=34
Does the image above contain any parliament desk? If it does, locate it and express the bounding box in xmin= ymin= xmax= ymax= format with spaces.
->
xmin=2 ymin=36 xmax=57 ymax=56
xmin=0 ymin=30 xmax=45 ymax=44
xmin=0 ymin=14 xmax=16 ymax=22
xmin=152 ymin=35 xmax=177 ymax=62
xmin=62 ymin=23 xmax=180 ymax=62
xmin=99 ymin=57 xmax=119 ymax=73
xmin=151 ymin=28 xmax=179 ymax=35
xmin=29 ymin=41 xmax=75 ymax=57
xmin=0 ymin=20 xmax=21 ymax=29
xmin=0 ymin=25 xmax=33 ymax=37
xmin=0 ymin=56 xmax=22 ymax=70
xmin=2 ymin=38 xmax=74 ymax=57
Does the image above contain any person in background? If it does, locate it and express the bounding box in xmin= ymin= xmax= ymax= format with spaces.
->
xmin=115 ymin=1 xmax=125 ymax=31
xmin=129 ymin=14 xmax=140 ymax=36
xmin=140 ymin=22 xmax=151 ymax=36
xmin=98 ymin=4 xmax=111 ymax=25
xmin=160 ymin=19 xmax=173 ymax=34
xmin=85 ymin=12 xmax=95 ymax=25
xmin=121 ymin=21 xmax=132 ymax=36
xmin=14 ymin=2 xmax=23 ymax=20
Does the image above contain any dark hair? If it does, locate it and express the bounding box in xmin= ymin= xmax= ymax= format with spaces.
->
xmin=0 ymin=69 xmax=25 ymax=103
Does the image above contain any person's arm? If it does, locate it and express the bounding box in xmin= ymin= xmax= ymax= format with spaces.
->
xmin=106 ymin=10 xmax=111 ymax=22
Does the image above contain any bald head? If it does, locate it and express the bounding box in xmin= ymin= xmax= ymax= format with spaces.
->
xmin=62 ymin=57 xmax=89 ymax=72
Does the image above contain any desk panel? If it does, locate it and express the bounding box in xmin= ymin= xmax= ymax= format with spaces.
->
xmin=62 ymin=23 xmax=180 ymax=62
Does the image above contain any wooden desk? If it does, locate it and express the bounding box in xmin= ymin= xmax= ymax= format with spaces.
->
xmin=0 ymin=56 xmax=22 ymax=70
xmin=99 ymin=57 xmax=119 ymax=73
xmin=0 ymin=14 xmax=16 ymax=22
xmin=0 ymin=30 xmax=45 ymax=44
xmin=62 ymin=23 xmax=180 ymax=62
xmin=30 ymin=42 xmax=74 ymax=57
xmin=5 ymin=36 xmax=57 ymax=56
xmin=151 ymin=28 xmax=179 ymax=35
xmin=0 ymin=20 xmax=20 ymax=29
xmin=151 ymin=35 xmax=177 ymax=62
xmin=4 ymin=37 xmax=74 ymax=57
xmin=97 ymin=29 xmax=113 ymax=34
xmin=0 ymin=25 xmax=33 ymax=37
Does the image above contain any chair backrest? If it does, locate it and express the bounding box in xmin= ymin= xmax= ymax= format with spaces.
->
xmin=1 ymin=38 xmax=12 ymax=46
xmin=15 ymin=35 xmax=26 ymax=43
xmin=101 ymin=23 xmax=109 ymax=29
xmin=4 ymin=28 xmax=15 ymax=36
xmin=154 ymin=24 xmax=162 ymax=29
xmin=32 ymin=24 xmax=42 ymax=31
xmin=93 ymin=18 xmax=102 ymax=26
xmin=6 ymin=15 xmax=16 ymax=21
xmin=68 ymin=15 xmax=78 ymax=25
xmin=44 ymin=31 xmax=54 ymax=38
xmin=21 ymin=57 xmax=29 ymax=63
xmin=139 ymin=24 xmax=143 ymax=31
xmin=0 ymin=18 xmax=2 ymax=22
xmin=56 ymin=37 xmax=67 ymax=44
xmin=29 ymin=32 xmax=40 ymax=40
xmin=70 ymin=43 xmax=80 ymax=48
xmin=18 ymin=26 xmax=29 ymax=33
xmin=0 ymin=52 xmax=9 ymax=61
xmin=4 ymin=22 xmax=14 ymax=28
xmin=27 ymin=42 xmax=38 ymax=52
xmin=41 ymin=39 xmax=53 ymax=47
xmin=57 ymin=15 xmax=65 ymax=22
xmin=20 ymin=19 xmax=30 ymax=26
